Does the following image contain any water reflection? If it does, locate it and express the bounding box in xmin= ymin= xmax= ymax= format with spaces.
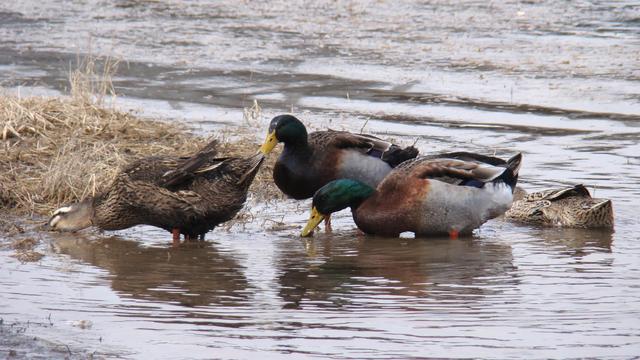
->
xmin=51 ymin=234 xmax=249 ymax=307
xmin=515 ymin=224 xmax=614 ymax=257
xmin=277 ymin=233 xmax=517 ymax=309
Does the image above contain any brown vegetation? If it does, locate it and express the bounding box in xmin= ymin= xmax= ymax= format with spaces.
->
xmin=0 ymin=56 xmax=279 ymax=218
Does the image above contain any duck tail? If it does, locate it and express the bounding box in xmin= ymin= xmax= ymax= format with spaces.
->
xmin=237 ymin=152 xmax=265 ymax=186
xmin=506 ymin=153 xmax=522 ymax=177
xmin=591 ymin=199 xmax=612 ymax=211
xmin=494 ymin=153 xmax=522 ymax=192
xmin=382 ymin=145 xmax=419 ymax=167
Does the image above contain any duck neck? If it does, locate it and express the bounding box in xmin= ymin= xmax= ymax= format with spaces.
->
xmin=91 ymin=192 xmax=134 ymax=230
xmin=350 ymin=192 xmax=374 ymax=210
xmin=90 ymin=194 xmax=109 ymax=226
xmin=282 ymin=135 xmax=310 ymax=156
xmin=314 ymin=179 xmax=375 ymax=216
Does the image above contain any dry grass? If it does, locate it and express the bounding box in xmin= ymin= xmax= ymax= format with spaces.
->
xmin=0 ymin=55 xmax=280 ymax=217
xmin=0 ymin=94 xmax=206 ymax=215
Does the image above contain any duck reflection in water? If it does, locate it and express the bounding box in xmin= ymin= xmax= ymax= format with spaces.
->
xmin=51 ymin=232 xmax=249 ymax=307
xmin=526 ymin=226 xmax=614 ymax=258
xmin=277 ymin=233 xmax=517 ymax=309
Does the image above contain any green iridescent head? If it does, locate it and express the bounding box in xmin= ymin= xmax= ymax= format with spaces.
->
xmin=301 ymin=179 xmax=374 ymax=237
xmin=260 ymin=115 xmax=308 ymax=154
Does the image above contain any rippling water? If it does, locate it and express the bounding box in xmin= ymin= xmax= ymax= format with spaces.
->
xmin=1 ymin=1 xmax=639 ymax=358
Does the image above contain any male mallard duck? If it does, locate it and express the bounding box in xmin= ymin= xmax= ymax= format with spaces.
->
xmin=301 ymin=153 xmax=522 ymax=238
xmin=48 ymin=140 xmax=264 ymax=246
xmin=505 ymin=184 xmax=613 ymax=228
xmin=259 ymin=114 xmax=419 ymax=200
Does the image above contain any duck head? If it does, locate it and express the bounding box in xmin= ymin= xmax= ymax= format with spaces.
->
xmin=259 ymin=115 xmax=308 ymax=154
xmin=48 ymin=199 xmax=94 ymax=232
xmin=301 ymin=179 xmax=374 ymax=237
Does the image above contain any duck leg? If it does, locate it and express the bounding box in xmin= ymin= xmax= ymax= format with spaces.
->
xmin=324 ymin=214 xmax=332 ymax=233
xmin=172 ymin=228 xmax=181 ymax=247
xmin=448 ymin=229 xmax=459 ymax=240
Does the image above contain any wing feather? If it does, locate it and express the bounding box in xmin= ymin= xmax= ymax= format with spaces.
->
xmin=411 ymin=158 xmax=505 ymax=184
xmin=159 ymin=139 xmax=219 ymax=187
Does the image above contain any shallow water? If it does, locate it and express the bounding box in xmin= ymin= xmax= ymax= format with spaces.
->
xmin=1 ymin=1 xmax=640 ymax=358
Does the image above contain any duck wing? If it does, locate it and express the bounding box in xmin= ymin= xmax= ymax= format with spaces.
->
xmin=386 ymin=153 xmax=521 ymax=190
xmin=118 ymin=139 xmax=219 ymax=188
xmin=412 ymin=158 xmax=506 ymax=185
xmin=312 ymin=130 xmax=418 ymax=167
xmin=423 ymin=151 xmax=522 ymax=177
xmin=422 ymin=151 xmax=507 ymax=166
xmin=159 ymin=139 xmax=219 ymax=187
xmin=523 ymin=184 xmax=592 ymax=202
xmin=199 ymin=152 xmax=265 ymax=187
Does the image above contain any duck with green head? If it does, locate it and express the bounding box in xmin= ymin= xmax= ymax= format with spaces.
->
xmin=259 ymin=114 xmax=419 ymax=200
xmin=505 ymin=184 xmax=613 ymax=228
xmin=301 ymin=153 xmax=523 ymax=238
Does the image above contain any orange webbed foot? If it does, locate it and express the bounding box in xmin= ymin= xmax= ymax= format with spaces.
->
xmin=448 ymin=229 xmax=459 ymax=240
xmin=324 ymin=214 xmax=333 ymax=233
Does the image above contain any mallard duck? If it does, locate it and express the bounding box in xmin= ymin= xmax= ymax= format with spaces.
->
xmin=48 ymin=140 xmax=265 ymax=246
xmin=301 ymin=153 xmax=522 ymax=238
xmin=259 ymin=114 xmax=419 ymax=200
xmin=505 ymin=184 xmax=613 ymax=228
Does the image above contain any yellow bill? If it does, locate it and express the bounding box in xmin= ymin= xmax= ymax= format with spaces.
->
xmin=301 ymin=207 xmax=326 ymax=237
xmin=259 ymin=130 xmax=278 ymax=154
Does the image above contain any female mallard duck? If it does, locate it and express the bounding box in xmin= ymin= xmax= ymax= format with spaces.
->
xmin=505 ymin=184 xmax=613 ymax=228
xmin=48 ymin=140 xmax=264 ymax=246
xmin=259 ymin=114 xmax=419 ymax=200
xmin=301 ymin=153 xmax=522 ymax=238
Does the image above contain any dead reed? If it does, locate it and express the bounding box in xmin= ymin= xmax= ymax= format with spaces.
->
xmin=0 ymin=56 xmax=280 ymax=217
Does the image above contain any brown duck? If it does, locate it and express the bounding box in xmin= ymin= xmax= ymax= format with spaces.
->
xmin=505 ymin=184 xmax=613 ymax=228
xmin=48 ymin=140 xmax=264 ymax=245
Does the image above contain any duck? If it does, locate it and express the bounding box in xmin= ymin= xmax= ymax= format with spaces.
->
xmin=259 ymin=114 xmax=419 ymax=200
xmin=301 ymin=153 xmax=522 ymax=238
xmin=47 ymin=139 xmax=265 ymax=246
xmin=259 ymin=114 xmax=418 ymax=231
xmin=505 ymin=184 xmax=613 ymax=228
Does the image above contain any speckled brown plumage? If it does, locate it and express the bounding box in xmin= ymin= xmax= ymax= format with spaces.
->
xmin=505 ymin=185 xmax=614 ymax=228
xmin=54 ymin=140 xmax=264 ymax=240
